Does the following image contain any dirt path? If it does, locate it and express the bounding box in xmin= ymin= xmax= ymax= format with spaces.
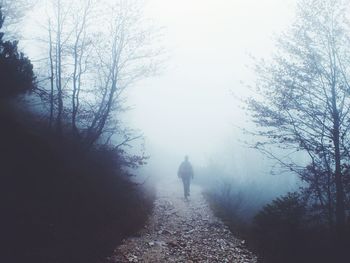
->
xmin=107 ymin=179 xmax=257 ymax=263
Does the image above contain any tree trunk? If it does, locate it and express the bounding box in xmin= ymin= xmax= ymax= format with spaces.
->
xmin=55 ymin=0 xmax=63 ymax=134
xmin=48 ymin=20 xmax=55 ymax=129
xmin=331 ymin=85 xmax=346 ymax=235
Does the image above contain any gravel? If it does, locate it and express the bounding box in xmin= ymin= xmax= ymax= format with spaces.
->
xmin=106 ymin=180 xmax=257 ymax=263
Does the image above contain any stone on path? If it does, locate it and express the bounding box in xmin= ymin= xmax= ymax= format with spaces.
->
xmin=107 ymin=179 xmax=257 ymax=263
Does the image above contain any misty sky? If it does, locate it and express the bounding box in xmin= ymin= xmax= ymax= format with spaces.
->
xmin=21 ymin=0 xmax=299 ymax=190
xmin=125 ymin=0 xmax=296 ymax=166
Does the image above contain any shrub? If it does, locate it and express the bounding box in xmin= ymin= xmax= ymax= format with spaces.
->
xmin=0 ymin=8 xmax=35 ymax=98
xmin=0 ymin=110 xmax=154 ymax=263
xmin=253 ymin=192 xmax=307 ymax=261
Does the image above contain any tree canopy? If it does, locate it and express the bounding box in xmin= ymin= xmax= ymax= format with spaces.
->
xmin=0 ymin=7 xmax=35 ymax=98
xmin=248 ymin=0 xmax=350 ymax=233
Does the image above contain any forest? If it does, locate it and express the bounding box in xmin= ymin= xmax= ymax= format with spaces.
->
xmin=1 ymin=0 xmax=350 ymax=263
xmin=1 ymin=1 xmax=155 ymax=262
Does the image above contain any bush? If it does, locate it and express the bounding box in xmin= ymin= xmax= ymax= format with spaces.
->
xmin=253 ymin=192 xmax=307 ymax=262
xmin=203 ymin=179 xmax=267 ymax=248
xmin=0 ymin=6 xmax=153 ymax=262
xmin=0 ymin=109 xmax=154 ymax=263
xmin=253 ymin=192 xmax=350 ymax=263
xmin=0 ymin=8 xmax=35 ymax=98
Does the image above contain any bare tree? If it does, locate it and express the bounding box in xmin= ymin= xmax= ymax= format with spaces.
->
xmin=54 ymin=0 xmax=63 ymax=133
xmin=248 ymin=0 xmax=350 ymax=234
xmin=38 ymin=0 xmax=160 ymax=150
xmin=44 ymin=0 xmax=94 ymax=134
xmin=68 ymin=0 xmax=93 ymax=135
xmin=44 ymin=0 xmax=73 ymax=133
xmin=85 ymin=1 xmax=156 ymax=145
xmin=0 ymin=0 xmax=36 ymax=35
xmin=48 ymin=18 xmax=54 ymax=128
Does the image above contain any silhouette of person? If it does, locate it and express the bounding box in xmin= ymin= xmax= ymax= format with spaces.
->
xmin=177 ymin=155 xmax=194 ymax=199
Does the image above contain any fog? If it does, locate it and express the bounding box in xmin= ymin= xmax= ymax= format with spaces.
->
xmin=128 ymin=0 xmax=294 ymax=160
xmin=21 ymin=0 xmax=300 ymax=197
xmin=121 ymin=0 xmax=299 ymax=195
xmin=5 ymin=1 xmax=350 ymax=262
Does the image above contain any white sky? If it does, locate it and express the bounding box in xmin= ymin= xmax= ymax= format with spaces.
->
xmin=125 ymin=0 xmax=296 ymax=167
xmin=21 ymin=0 xmax=299 ymax=190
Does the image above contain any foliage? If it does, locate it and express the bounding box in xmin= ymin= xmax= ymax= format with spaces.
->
xmin=248 ymin=0 xmax=350 ymax=231
xmin=0 ymin=2 xmax=155 ymax=262
xmin=0 ymin=108 xmax=155 ymax=263
xmin=0 ymin=7 xmax=35 ymax=97
xmin=252 ymin=193 xmax=307 ymax=262
xmin=252 ymin=192 xmax=350 ymax=263
xmin=254 ymin=192 xmax=306 ymax=246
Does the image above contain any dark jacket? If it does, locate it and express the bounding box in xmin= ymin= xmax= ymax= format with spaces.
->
xmin=178 ymin=161 xmax=194 ymax=179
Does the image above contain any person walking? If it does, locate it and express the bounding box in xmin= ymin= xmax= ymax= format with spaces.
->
xmin=177 ymin=155 xmax=194 ymax=199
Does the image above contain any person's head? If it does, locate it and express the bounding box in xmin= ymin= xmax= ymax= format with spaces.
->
xmin=184 ymin=155 xmax=189 ymax=162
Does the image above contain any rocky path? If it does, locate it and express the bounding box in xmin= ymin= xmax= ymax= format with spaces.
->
xmin=107 ymin=179 xmax=257 ymax=263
